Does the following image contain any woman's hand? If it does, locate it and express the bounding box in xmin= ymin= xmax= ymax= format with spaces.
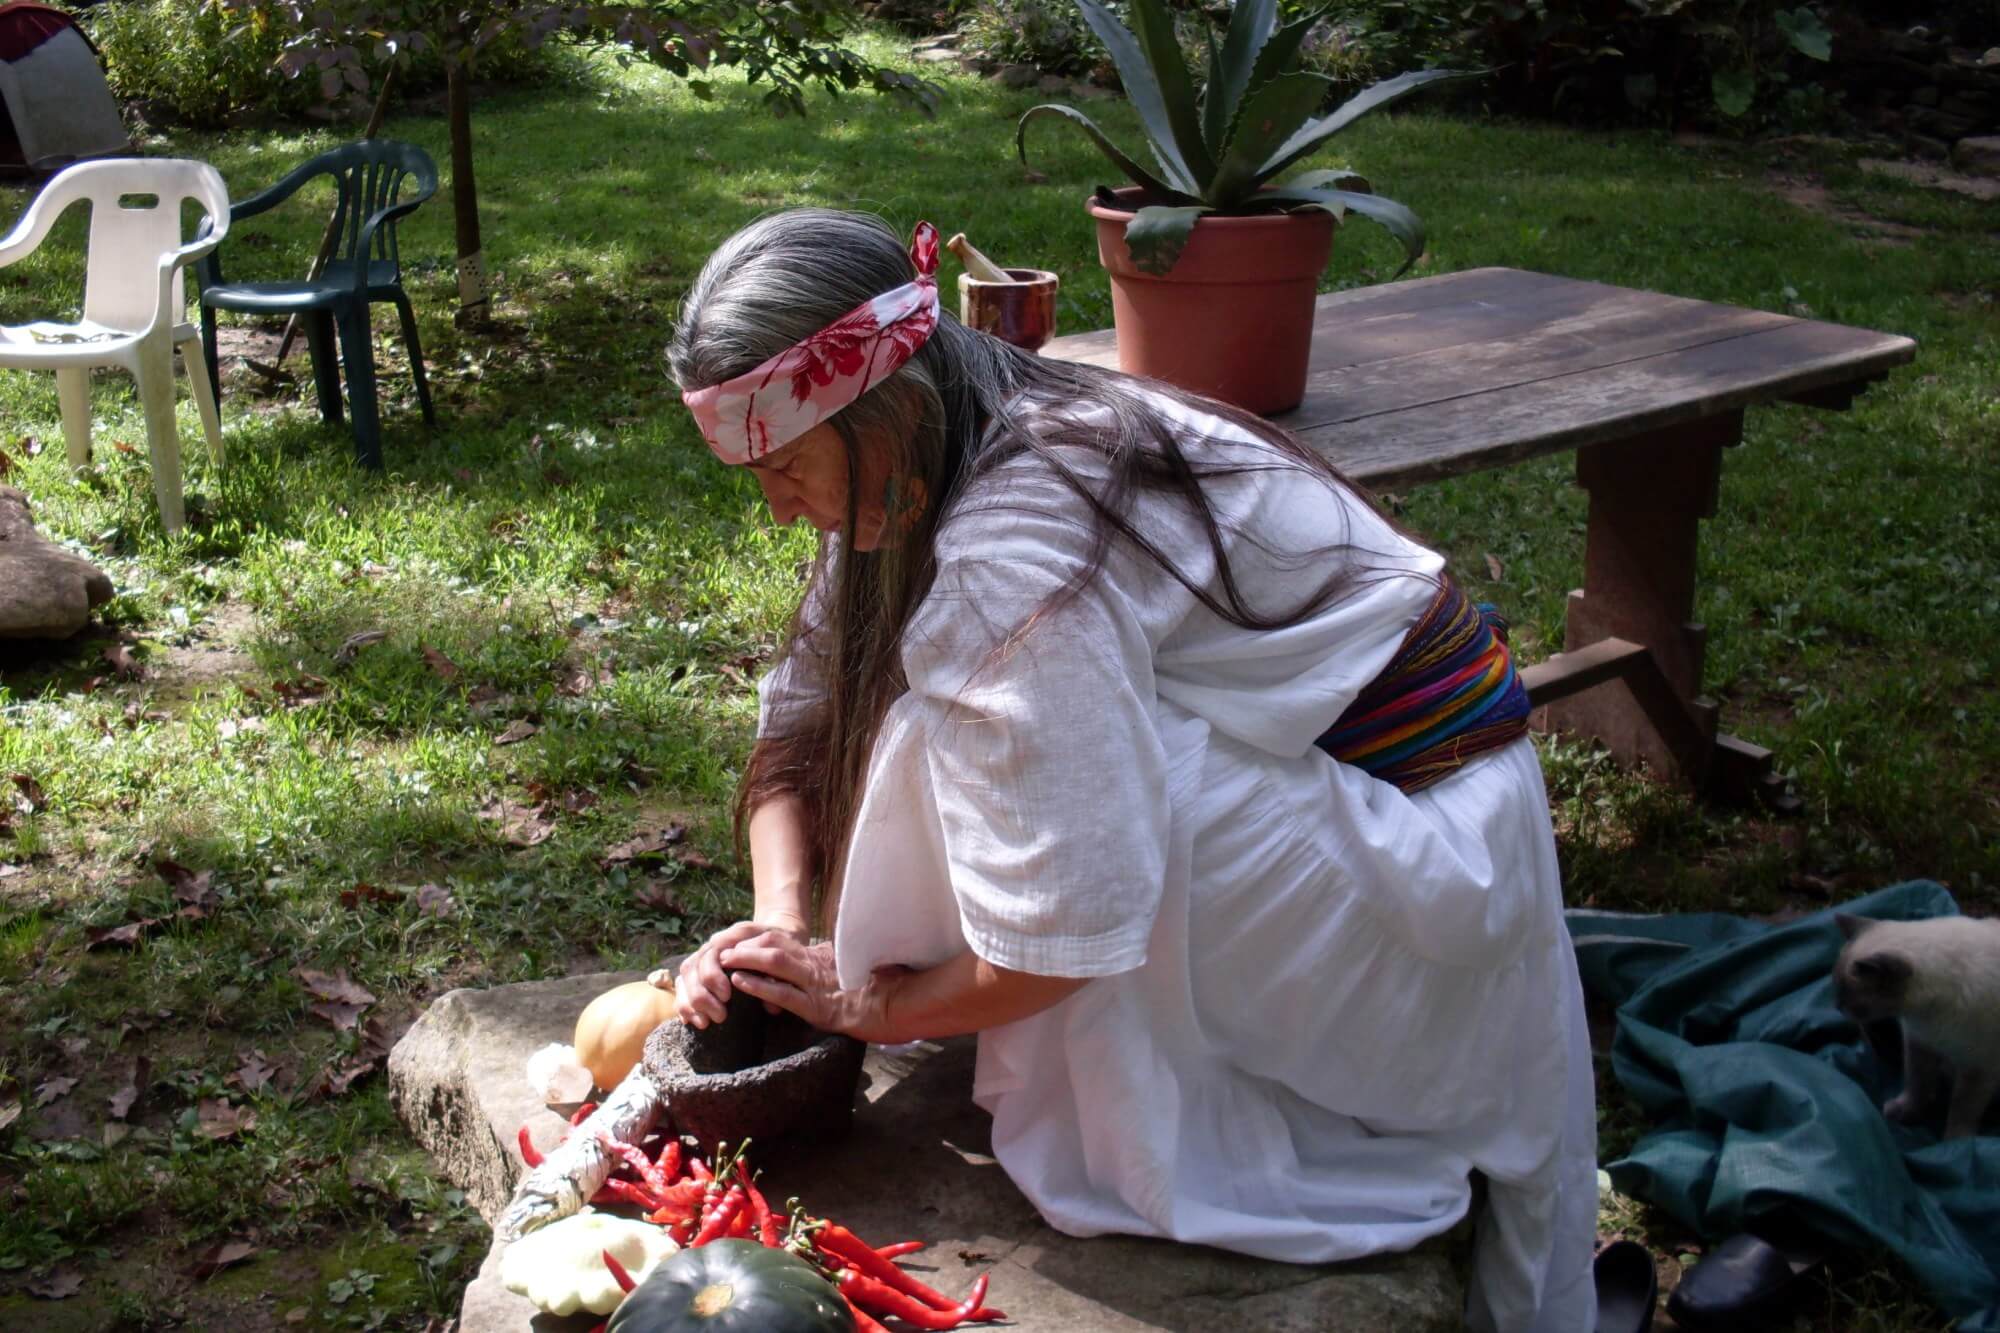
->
xmin=717 ymin=931 xmax=907 ymax=1045
xmin=671 ymin=916 xmax=808 ymax=1028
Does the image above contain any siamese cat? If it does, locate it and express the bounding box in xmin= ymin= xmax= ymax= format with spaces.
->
xmin=1834 ymin=912 xmax=2000 ymax=1141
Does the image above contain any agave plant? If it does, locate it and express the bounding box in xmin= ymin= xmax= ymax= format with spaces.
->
xmin=1017 ymin=0 xmax=1476 ymax=276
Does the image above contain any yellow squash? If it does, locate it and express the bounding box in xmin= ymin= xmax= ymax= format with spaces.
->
xmin=574 ymin=980 xmax=678 ymax=1090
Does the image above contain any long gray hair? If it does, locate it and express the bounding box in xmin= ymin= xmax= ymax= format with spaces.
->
xmin=669 ymin=208 xmax=1376 ymax=932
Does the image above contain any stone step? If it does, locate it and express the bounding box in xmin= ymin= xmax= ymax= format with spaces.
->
xmin=390 ymin=973 xmax=1468 ymax=1332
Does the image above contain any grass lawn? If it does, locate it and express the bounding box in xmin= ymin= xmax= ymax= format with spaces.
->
xmin=1 ymin=27 xmax=1995 ymax=1330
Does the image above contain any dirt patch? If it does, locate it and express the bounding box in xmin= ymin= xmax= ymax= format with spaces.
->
xmin=1768 ymin=172 xmax=1931 ymax=247
xmin=152 ymin=598 xmax=261 ymax=694
xmin=1859 ymin=157 xmax=2000 ymax=202
xmin=209 ymin=320 xmax=308 ymax=406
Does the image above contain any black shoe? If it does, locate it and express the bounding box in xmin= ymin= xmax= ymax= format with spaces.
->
xmin=1594 ymin=1240 xmax=1658 ymax=1333
xmin=1666 ymin=1233 xmax=1826 ymax=1332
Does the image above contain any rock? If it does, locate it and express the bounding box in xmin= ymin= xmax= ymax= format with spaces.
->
xmin=1037 ymin=73 xmax=1071 ymax=94
xmin=398 ymin=974 xmax=1467 ymax=1333
xmin=1953 ymin=134 xmax=2000 ymax=175
xmin=641 ymin=999 xmax=865 ymax=1148
xmin=0 ymin=486 xmax=114 ymax=640
xmin=996 ymin=63 xmax=1040 ymax=89
xmin=388 ymin=969 xmax=639 ymax=1222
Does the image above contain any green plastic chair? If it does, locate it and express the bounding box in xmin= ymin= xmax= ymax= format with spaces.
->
xmin=197 ymin=140 xmax=437 ymax=469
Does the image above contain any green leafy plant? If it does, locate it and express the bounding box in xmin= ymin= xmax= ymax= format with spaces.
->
xmin=1017 ymin=0 xmax=1475 ymax=276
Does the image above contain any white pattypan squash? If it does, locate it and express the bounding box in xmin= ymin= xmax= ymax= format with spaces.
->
xmin=500 ymin=1208 xmax=679 ymax=1316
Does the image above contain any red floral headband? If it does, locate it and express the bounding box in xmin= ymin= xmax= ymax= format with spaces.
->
xmin=682 ymin=222 xmax=941 ymax=464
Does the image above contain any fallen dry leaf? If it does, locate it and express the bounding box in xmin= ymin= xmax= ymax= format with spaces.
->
xmin=310 ymin=1001 xmax=369 ymax=1032
xmin=633 ymin=880 xmax=685 ymax=915
xmin=0 ymin=1101 xmax=20 ymax=1130
xmin=477 ymin=798 xmax=555 ymax=849
xmin=103 ymin=1122 xmax=131 ymax=1149
xmin=191 ymin=1240 xmax=258 ymax=1280
xmin=332 ymin=628 xmax=388 ymax=665
xmin=196 ymin=1098 xmax=257 ymax=1141
xmin=304 ymin=1050 xmax=382 ymax=1100
xmin=9 ymin=773 xmax=46 ymax=814
xmin=122 ymin=701 xmax=170 ymax=727
xmin=271 ymin=674 xmax=330 ymax=706
xmin=157 ymin=860 xmax=221 ymax=918
xmin=600 ymin=824 xmax=687 ymax=867
xmin=34 ymin=1076 xmax=77 ymax=1107
xmin=102 ymin=641 xmax=145 ymax=679
xmin=296 ymin=967 xmax=377 ymax=1008
xmin=1484 ymin=552 xmax=1504 ymax=581
xmin=555 ymin=664 xmax=613 ymax=697
xmin=18 ymin=433 xmax=43 ymax=458
xmin=26 ymin=1267 xmax=82 ymax=1300
xmin=674 ymin=845 xmax=717 ymax=871
xmin=415 ymin=882 xmax=455 ymax=918
xmin=339 ymin=882 xmax=405 ymax=910
xmin=420 ymin=644 xmax=461 ymax=681
xmin=717 ymin=663 xmax=750 ymax=690
xmin=86 ymin=917 xmax=160 ymax=949
xmin=494 ymin=719 xmax=540 ymax=745
xmin=108 ymin=1056 xmax=148 ymax=1120
xmin=231 ymin=1050 xmax=277 ymax=1094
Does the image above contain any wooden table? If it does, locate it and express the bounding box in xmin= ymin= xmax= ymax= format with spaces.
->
xmin=1046 ymin=266 xmax=1917 ymax=799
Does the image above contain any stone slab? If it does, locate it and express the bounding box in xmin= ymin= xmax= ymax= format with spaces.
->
xmin=392 ymin=974 xmax=1467 ymax=1332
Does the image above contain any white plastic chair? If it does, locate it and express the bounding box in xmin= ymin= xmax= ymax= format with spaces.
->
xmin=0 ymin=159 xmax=230 ymax=535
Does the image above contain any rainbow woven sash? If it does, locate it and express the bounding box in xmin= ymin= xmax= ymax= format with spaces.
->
xmin=1315 ymin=578 xmax=1531 ymax=794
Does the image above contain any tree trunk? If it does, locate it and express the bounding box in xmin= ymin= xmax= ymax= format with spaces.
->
xmin=446 ymin=60 xmax=488 ymax=326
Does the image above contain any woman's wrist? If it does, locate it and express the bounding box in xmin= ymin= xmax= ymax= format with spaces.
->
xmin=753 ymin=905 xmax=812 ymax=940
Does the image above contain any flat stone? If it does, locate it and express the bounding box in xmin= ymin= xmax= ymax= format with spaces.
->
xmin=1861 ymin=155 xmax=2000 ymax=199
xmin=0 ymin=486 xmax=113 ymax=640
xmin=388 ymin=969 xmax=638 ymax=1222
xmin=1952 ymin=134 xmax=2000 ymax=176
xmin=397 ymin=974 xmax=1467 ymax=1332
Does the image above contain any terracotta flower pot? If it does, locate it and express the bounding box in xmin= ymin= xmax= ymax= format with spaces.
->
xmin=1088 ymin=186 xmax=1335 ymax=415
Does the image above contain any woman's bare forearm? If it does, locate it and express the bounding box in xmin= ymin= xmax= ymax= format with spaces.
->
xmin=873 ymin=950 xmax=1089 ymax=1044
xmin=746 ymin=794 xmax=813 ymax=937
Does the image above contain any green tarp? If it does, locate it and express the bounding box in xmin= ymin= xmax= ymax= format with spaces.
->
xmin=1568 ymin=881 xmax=2000 ymax=1330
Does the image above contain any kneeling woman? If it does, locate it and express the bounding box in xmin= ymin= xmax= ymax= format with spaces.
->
xmin=666 ymin=210 xmax=1597 ymax=1333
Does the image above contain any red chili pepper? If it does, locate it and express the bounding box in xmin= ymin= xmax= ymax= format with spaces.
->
xmin=732 ymin=1161 xmax=781 ymax=1247
xmin=688 ymin=1156 xmax=712 ymax=1183
xmin=597 ymin=1132 xmax=670 ymax=1194
xmin=596 ymin=1177 xmax=666 ymax=1212
xmin=569 ymin=1101 xmax=597 ymax=1127
xmin=690 ymin=1184 xmax=746 ymax=1246
xmin=655 ymin=1138 xmax=683 ymax=1183
xmin=817 ymin=1224 xmax=961 ymax=1312
xmin=875 ymin=1241 xmax=925 ymax=1259
xmin=843 ymin=1295 xmax=892 ymax=1333
xmin=517 ymin=1126 xmax=544 ymax=1168
xmin=836 ymin=1268 xmax=989 ymax=1329
xmin=602 ymin=1249 xmax=638 ymax=1294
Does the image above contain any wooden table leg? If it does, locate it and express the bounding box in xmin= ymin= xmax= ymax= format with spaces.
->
xmin=1539 ymin=413 xmax=1737 ymax=785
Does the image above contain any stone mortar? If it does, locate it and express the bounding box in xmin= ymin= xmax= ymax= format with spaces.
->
xmin=642 ymin=993 xmax=866 ymax=1149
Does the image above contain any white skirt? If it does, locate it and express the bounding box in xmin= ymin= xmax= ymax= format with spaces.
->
xmin=836 ymin=700 xmax=1598 ymax=1333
